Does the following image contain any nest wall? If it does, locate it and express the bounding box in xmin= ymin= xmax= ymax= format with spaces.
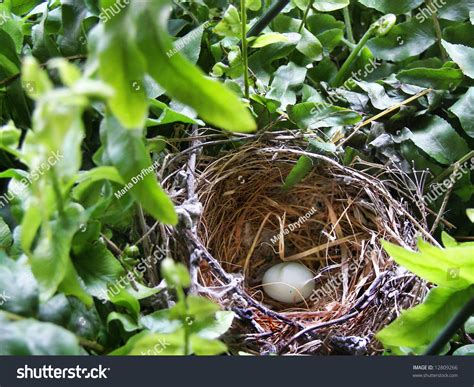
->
xmin=172 ymin=140 xmax=430 ymax=355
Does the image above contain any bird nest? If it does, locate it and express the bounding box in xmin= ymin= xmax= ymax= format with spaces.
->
xmin=166 ymin=139 xmax=431 ymax=355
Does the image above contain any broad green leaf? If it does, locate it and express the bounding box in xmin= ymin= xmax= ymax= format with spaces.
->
xmin=107 ymin=311 xmax=139 ymax=332
xmin=358 ymin=0 xmax=423 ymax=14
xmin=247 ymin=0 xmax=261 ymax=11
xmin=140 ymin=309 xmax=182 ymax=334
xmin=465 ymin=317 xmax=474 ymax=334
xmin=110 ymin=330 xmax=185 ymax=355
xmin=313 ymin=0 xmax=349 ymax=12
xmin=97 ymin=19 xmax=148 ymax=129
xmin=288 ymin=102 xmax=361 ymax=129
xmin=397 ymin=67 xmax=464 ymax=90
xmin=197 ymin=311 xmax=235 ymax=340
xmin=382 ymin=240 xmax=474 ymax=288
xmin=438 ymin=0 xmax=474 ymax=21
xmin=367 ymin=19 xmax=436 ymax=61
xmin=213 ymin=5 xmax=241 ymax=38
xmin=356 ymin=81 xmax=402 ymax=110
xmin=0 ymin=312 xmax=83 ymax=355
xmin=108 ymin=286 xmax=140 ymax=320
xmin=174 ymin=24 xmax=206 ymax=65
xmin=453 ymin=344 xmax=474 ymax=355
xmin=450 ymin=88 xmax=474 ymax=137
xmin=73 ymin=241 xmax=124 ymax=300
xmin=190 ymin=335 xmax=227 ymax=355
xmin=30 ymin=204 xmax=87 ymax=302
xmin=102 ymin=114 xmax=177 ymax=225
xmin=442 ymin=40 xmax=474 ymax=79
xmin=0 ymin=254 xmax=38 ymax=316
xmin=409 ymin=116 xmax=469 ymax=165
xmin=60 ymin=0 xmax=88 ymax=56
xmin=267 ymin=62 xmax=307 ymax=108
xmin=376 ymin=286 xmax=474 ymax=350
xmin=296 ymin=28 xmax=323 ymax=61
xmin=0 ymin=217 xmax=12 ymax=250
xmin=250 ymin=33 xmax=290 ymax=48
xmin=132 ymin=2 xmax=256 ymax=133
xmin=10 ymin=0 xmax=43 ymax=15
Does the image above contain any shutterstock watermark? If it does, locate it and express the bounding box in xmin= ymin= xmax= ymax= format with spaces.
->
xmin=17 ymin=365 xmax=110 ymax=379
xmin=99 ymin=0 xmax=129 ymax=23
xmin=270 ymin=207 xmax=317 ymax=245
xmin=98 ymin=248 xmax=165 ymax=303
xmin=310 ymin=58 xmax=381 ymax=117
xmin=415 ymin=0 xmax=447 ymax=23
xmin=0 ymin=150 xmax=64 ymax=208
xmin=309 ymin=261 xmax=359 ymax=304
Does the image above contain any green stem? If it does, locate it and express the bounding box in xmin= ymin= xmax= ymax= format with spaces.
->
xmin=342 ymin=6 xmax=355 ymax=44
xmin=240 ymin=0 xmax=250 ymax=98
xmin=298 ymin=0 xmax=312 ymax=33
xmin=333 ymin=26 xmax=374 ymax=87
xmin=425 ymin=0 xmax=447 ymax=61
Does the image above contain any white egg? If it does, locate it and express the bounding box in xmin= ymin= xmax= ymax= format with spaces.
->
xmin=262 ymin=262 xmax=315 ymax=304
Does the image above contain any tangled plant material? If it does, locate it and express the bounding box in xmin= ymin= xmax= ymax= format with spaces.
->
xmin=171 ymin=140 xmax=431 ymax=355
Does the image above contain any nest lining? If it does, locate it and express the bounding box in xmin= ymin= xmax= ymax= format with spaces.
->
xmin=188 ymin=142 xmax=429 ymax=355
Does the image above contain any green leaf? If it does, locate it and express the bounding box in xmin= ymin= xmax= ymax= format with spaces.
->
xmin=282 ymin=155 xmax=313 ymax=191
xmin=161 ymin=257 xmax=191 ymax=289
xmin=0 ymin=254 xmax=38 ymax=316
xmin=367 ymin=19 xmax=436 ymax=61
xmin=97 ymin=20 xmax=148 ymax=129
xmin=408 ymin=116 xmax=469 ymax=165
xmin=102 ymin=114 xmax=177 ymax=225
xmin=140 ymin=309 xmax=182 ymax=333
xmin=313 ymin=0 xmax=349 ymax=12
xmin=190 ymin=334 xmax=227 ymax=355
xmin=382 ymin=240 xmax=474 ymax=288
xmin=267 ymin=62 xmax=307 ymax=109
xmin=442 ymin=41 xmax=474 ymax=79
xmin=450 ymin=88 xmax=474 ymax=137
xmin=110 ymin=330 xmax=186 ymax=355
xmin=197 ymin=311 xmax=235 ymax=340
xmin=107 ymin=311 xmax=139 ymax=332
xmin=131 ymin=2 xmax=256 ymax=133
xmin=30 ymin=204 xmax=87 ymax=302
xmin=376 ymin=286 xmax=474 ymax=351
xmin=397 ymin=67 xmax=464 ymax=90
xmin=358 ymin=0 xmax=424 ymax=14
xmin=213 ymin=5 xmax=241 ymax=38
xmin=0 ymin=217 xmax=13 ymax=250
xmin=438 ymin=0 xmax=474 ymax=21
xmin=296 ymin=28 xmax=323 ymax=61
xmin=288 ymin=102 xmax=362 ymax=129
xmin=10 ymin=0 xmax=42 ymax=15
xmin=453 ymin=344 xmax=474 ymax=355
xmin=0 ymin=312 xmax=82 ymax=355
xmin=73 ymin=241 xmax=124 ymax=300
xmin=465 ymin=316 xmax=474 ymax=334
xmin=250 ymin=32 xmax=290 ymax=48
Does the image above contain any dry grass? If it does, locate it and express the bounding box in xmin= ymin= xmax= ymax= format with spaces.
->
xmin=191 ymin=142 xmax=429 ymax=354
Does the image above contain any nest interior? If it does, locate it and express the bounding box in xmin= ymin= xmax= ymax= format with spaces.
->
xmin=192 ymin=142 xmax=427 ymax=355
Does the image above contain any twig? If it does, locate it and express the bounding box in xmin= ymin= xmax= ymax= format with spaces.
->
xmin=338 ymin=88 xmax=432 ymax=147
xmin=429 ymin=163 xmax=458 ymax=234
